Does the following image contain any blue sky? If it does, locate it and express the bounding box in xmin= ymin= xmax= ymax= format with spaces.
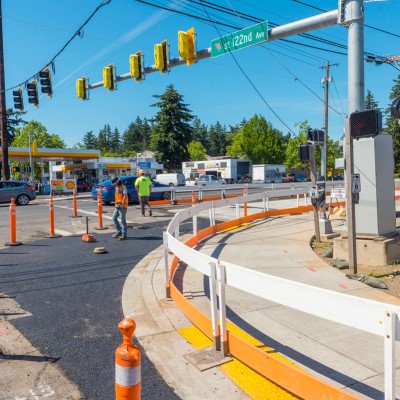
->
xmin=4 ymin=0 xmax=400 ymax=148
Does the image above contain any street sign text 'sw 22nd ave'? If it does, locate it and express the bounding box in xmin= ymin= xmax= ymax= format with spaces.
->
xmin=211 ymin=22 xmax=268 ymax=58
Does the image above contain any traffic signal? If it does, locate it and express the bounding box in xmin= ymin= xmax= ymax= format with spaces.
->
xmin=391 ymin=96 xmax=400 ymax=119
xmin=307 ymin=129 xmax=324 ymax=144
xmin=39 ymin=67 xmax=53 ymax=97
xmin=13 ymin=86 xmax=24 ymax=111
xmin=349 ymin=109 xmax=382 ymax=139
xmin=103 ymin=64 xmax=115 ymax=91
xmin=299 ymin=144 xmax=311 ymax=162
xmin=178 ymin=27 xmax=195 ymax=66
xmin=76 ymin=76 xmax=88 ymax=101
xmin=129 ymin=51 xmax=143 ymax=82
xmin=154 ymin=40 xmax=169 ymax=74
xmin=27 ymin=80 xmax=39 ymax=107
xmin=12 ymin=166 xmax=20 ymax=173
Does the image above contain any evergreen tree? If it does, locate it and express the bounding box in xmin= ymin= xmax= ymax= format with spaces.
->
xmin=192 ymin=116 xmax=209 ymax=152
xmin=110 ymin=127 xmax=121 ymax=155
xmin=208 ymin=122 xmax=227 ymax=156
xmin=385 ymin=74 xmax=400 ymax=172
xmin=122 ymin=117 xmax=143 ymax=153
xmin=82 ymin=130 xmax=97 ymax=149
xmin=150 ymin=84 xmax=194 ymax=170
xmin=97 ymin=125 xmax=111 ymax=153
xmin=141 ymin=118 xmax=152 ymax=151
xmin=365 ymin=89 xmax=379 ymax=109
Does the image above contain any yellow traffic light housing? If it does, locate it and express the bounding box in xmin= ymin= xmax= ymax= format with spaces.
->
xmin=76 ymin=77 xmax=88 ymax=101
xmin=178 ymin=27 xmax=196 ymax=66
xmin=129 ymin=51 xmax=143 ymax=82
xmin=154 ymin=40 xmax=169 ymax=74
xmin=103 ymin=64 xmax=115 ymax=91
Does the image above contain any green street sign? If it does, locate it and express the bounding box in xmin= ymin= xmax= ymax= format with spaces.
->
xmin=211 ymin=22 xmax=268 ymax=58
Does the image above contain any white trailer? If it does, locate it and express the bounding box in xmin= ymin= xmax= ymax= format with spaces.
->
xmin=252 ymin=164 xmax=285 ymax=183
xmin=182 ymin=159 xmax=251 ymax=184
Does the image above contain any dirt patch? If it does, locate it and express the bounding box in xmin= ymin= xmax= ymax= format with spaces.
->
xmin=312 ymin=240 xmax=400 ymax=298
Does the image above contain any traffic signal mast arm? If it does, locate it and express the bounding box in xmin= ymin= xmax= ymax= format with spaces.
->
xmin=86 ymin=9 xmax=338 ymax=91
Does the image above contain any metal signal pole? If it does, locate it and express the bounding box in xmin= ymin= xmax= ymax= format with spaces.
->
xmin=0 ymin=0 xmax=9 ymax=180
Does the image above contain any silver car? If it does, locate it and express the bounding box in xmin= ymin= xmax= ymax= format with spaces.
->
xmin=0 ymin=181 xmax=36 ymax=205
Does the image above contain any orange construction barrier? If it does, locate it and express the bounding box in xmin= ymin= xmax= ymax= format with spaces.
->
xmin=95 ymin=185 xmax=108 ymax=230
xmin=243 ymin=186 xmax=248 ymax=217
xmin=48 ymin=194 xmax=61 ymax=238
xmin=5 ymin=198 xmax=22 ymax=246
xmin=191 ymin=191 xmax=196 ymax=206
xmin=115 ymin=318 xmax=141 ymax=400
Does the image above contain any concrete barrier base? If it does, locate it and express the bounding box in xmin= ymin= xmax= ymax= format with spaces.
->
xmin=333 ymin=232 xmax=400 ymax=268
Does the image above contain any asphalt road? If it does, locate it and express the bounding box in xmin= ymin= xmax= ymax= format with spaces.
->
xmin=0 ymin=197 xmax=185 ymax=399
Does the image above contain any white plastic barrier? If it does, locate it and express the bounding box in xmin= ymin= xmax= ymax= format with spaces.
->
xmin=163 ymin=186 xmax=400 ymax=399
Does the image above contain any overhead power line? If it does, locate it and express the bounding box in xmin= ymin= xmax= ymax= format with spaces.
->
xmin=6 ymin=0 xmax=112 ymax=92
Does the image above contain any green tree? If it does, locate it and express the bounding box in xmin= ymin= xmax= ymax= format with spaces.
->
xmin=82 ymin=130 xmax=97 ymax=149
xmin=208 ymin=121 xmax=227 ymax=156
xmin=188 ymin=141 xmax=206 ymax=160
xmin=150 ymin=84 xmax=194 ymax=170
xmin=192 ymin=116 xmax=209 ymax=152
xmin=285 ymin=121 xmax=310 ymax=170
xmin=227 ymin=114 xmax=285 ymax=164
xmin=110 ymin=127 xmax=121 ymax=155
xmin=11 ymin=121 xmax=66 ymax=181
xmin=385 ymin=74 xmax=400 ymax=172
xmin=7 ymin=108 xmax=27 ymax=144
xmin=365 ymin=89 xmax=379 ymax=110
xmin=97 ymin=124 xmax=112 ymax=153
xmin=123 ymin=117 xmax=144 ymax=154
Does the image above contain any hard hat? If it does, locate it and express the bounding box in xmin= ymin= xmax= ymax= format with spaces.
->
xmin=139 ymin=169 xmax=145 ymax=175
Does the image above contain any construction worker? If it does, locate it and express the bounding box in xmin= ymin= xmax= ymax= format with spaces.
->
xmin=111 ymin=177 xmax=128 ymax=240
xmin=135 ymin=169 xmax=152 ymax=217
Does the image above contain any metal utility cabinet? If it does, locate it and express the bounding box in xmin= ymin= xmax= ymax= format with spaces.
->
xmin=353 ymin=134 xmax=396 ymax=236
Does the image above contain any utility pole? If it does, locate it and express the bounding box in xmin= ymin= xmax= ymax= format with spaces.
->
xmin=309 ymin=145 xmax=321 ymax=243
xmin=0 ymin=0 xmax=9 ymax=180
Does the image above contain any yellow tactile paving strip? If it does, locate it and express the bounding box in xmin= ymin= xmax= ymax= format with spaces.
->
xmin=178 ymin=322 xmax=298 ymax=400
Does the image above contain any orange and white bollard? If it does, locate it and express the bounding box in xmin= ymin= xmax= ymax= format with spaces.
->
xmin=70 ymin=188 xmax=81 ymax=219
xmin=191 ymin=191 xmax=196 ymax=206
xmin=243 ymin=186 xmax=248 ymax=217
xmin=48 ymin=194 xmax=61 ymax=238
xmin=95 ymin=185 xmax=107 ymax=230
xmin=115 ymin=318 xmax=141 ymax=400
xmin=5 ymin=198 xmax=22 ymax=246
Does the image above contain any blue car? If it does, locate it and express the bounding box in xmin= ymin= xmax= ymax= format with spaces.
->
xmin=91 ymin=176 xmax=172 ymax=204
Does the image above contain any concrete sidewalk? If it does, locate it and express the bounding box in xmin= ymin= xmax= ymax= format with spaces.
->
xmin=123 ymin=201 xmax=400 ymax=400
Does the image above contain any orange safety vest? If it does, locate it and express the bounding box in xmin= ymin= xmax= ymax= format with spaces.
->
xmin=115 ymin=184 xmax=128 ymax=208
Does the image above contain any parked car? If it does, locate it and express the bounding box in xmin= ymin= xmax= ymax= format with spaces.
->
xmin=0 ymin=180 xmax=36 ymax=205
xmin=77 ymin=178 xmax=89 ymax=192
xmin=294 ymin=174 xmax=307 ymax=182
xmin=194 ymin=175 xmax=226 ymax=186
xmin=332 ymin=173 xmax=344 ymax=181
xmin=91 ymin=176 xmax=171 ymax=204
xmin=281 ymin=173 xmax=295 ymax=183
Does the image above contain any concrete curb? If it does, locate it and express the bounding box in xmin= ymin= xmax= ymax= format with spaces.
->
xmin=121 ymin=246 xmax=248 ymax=400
